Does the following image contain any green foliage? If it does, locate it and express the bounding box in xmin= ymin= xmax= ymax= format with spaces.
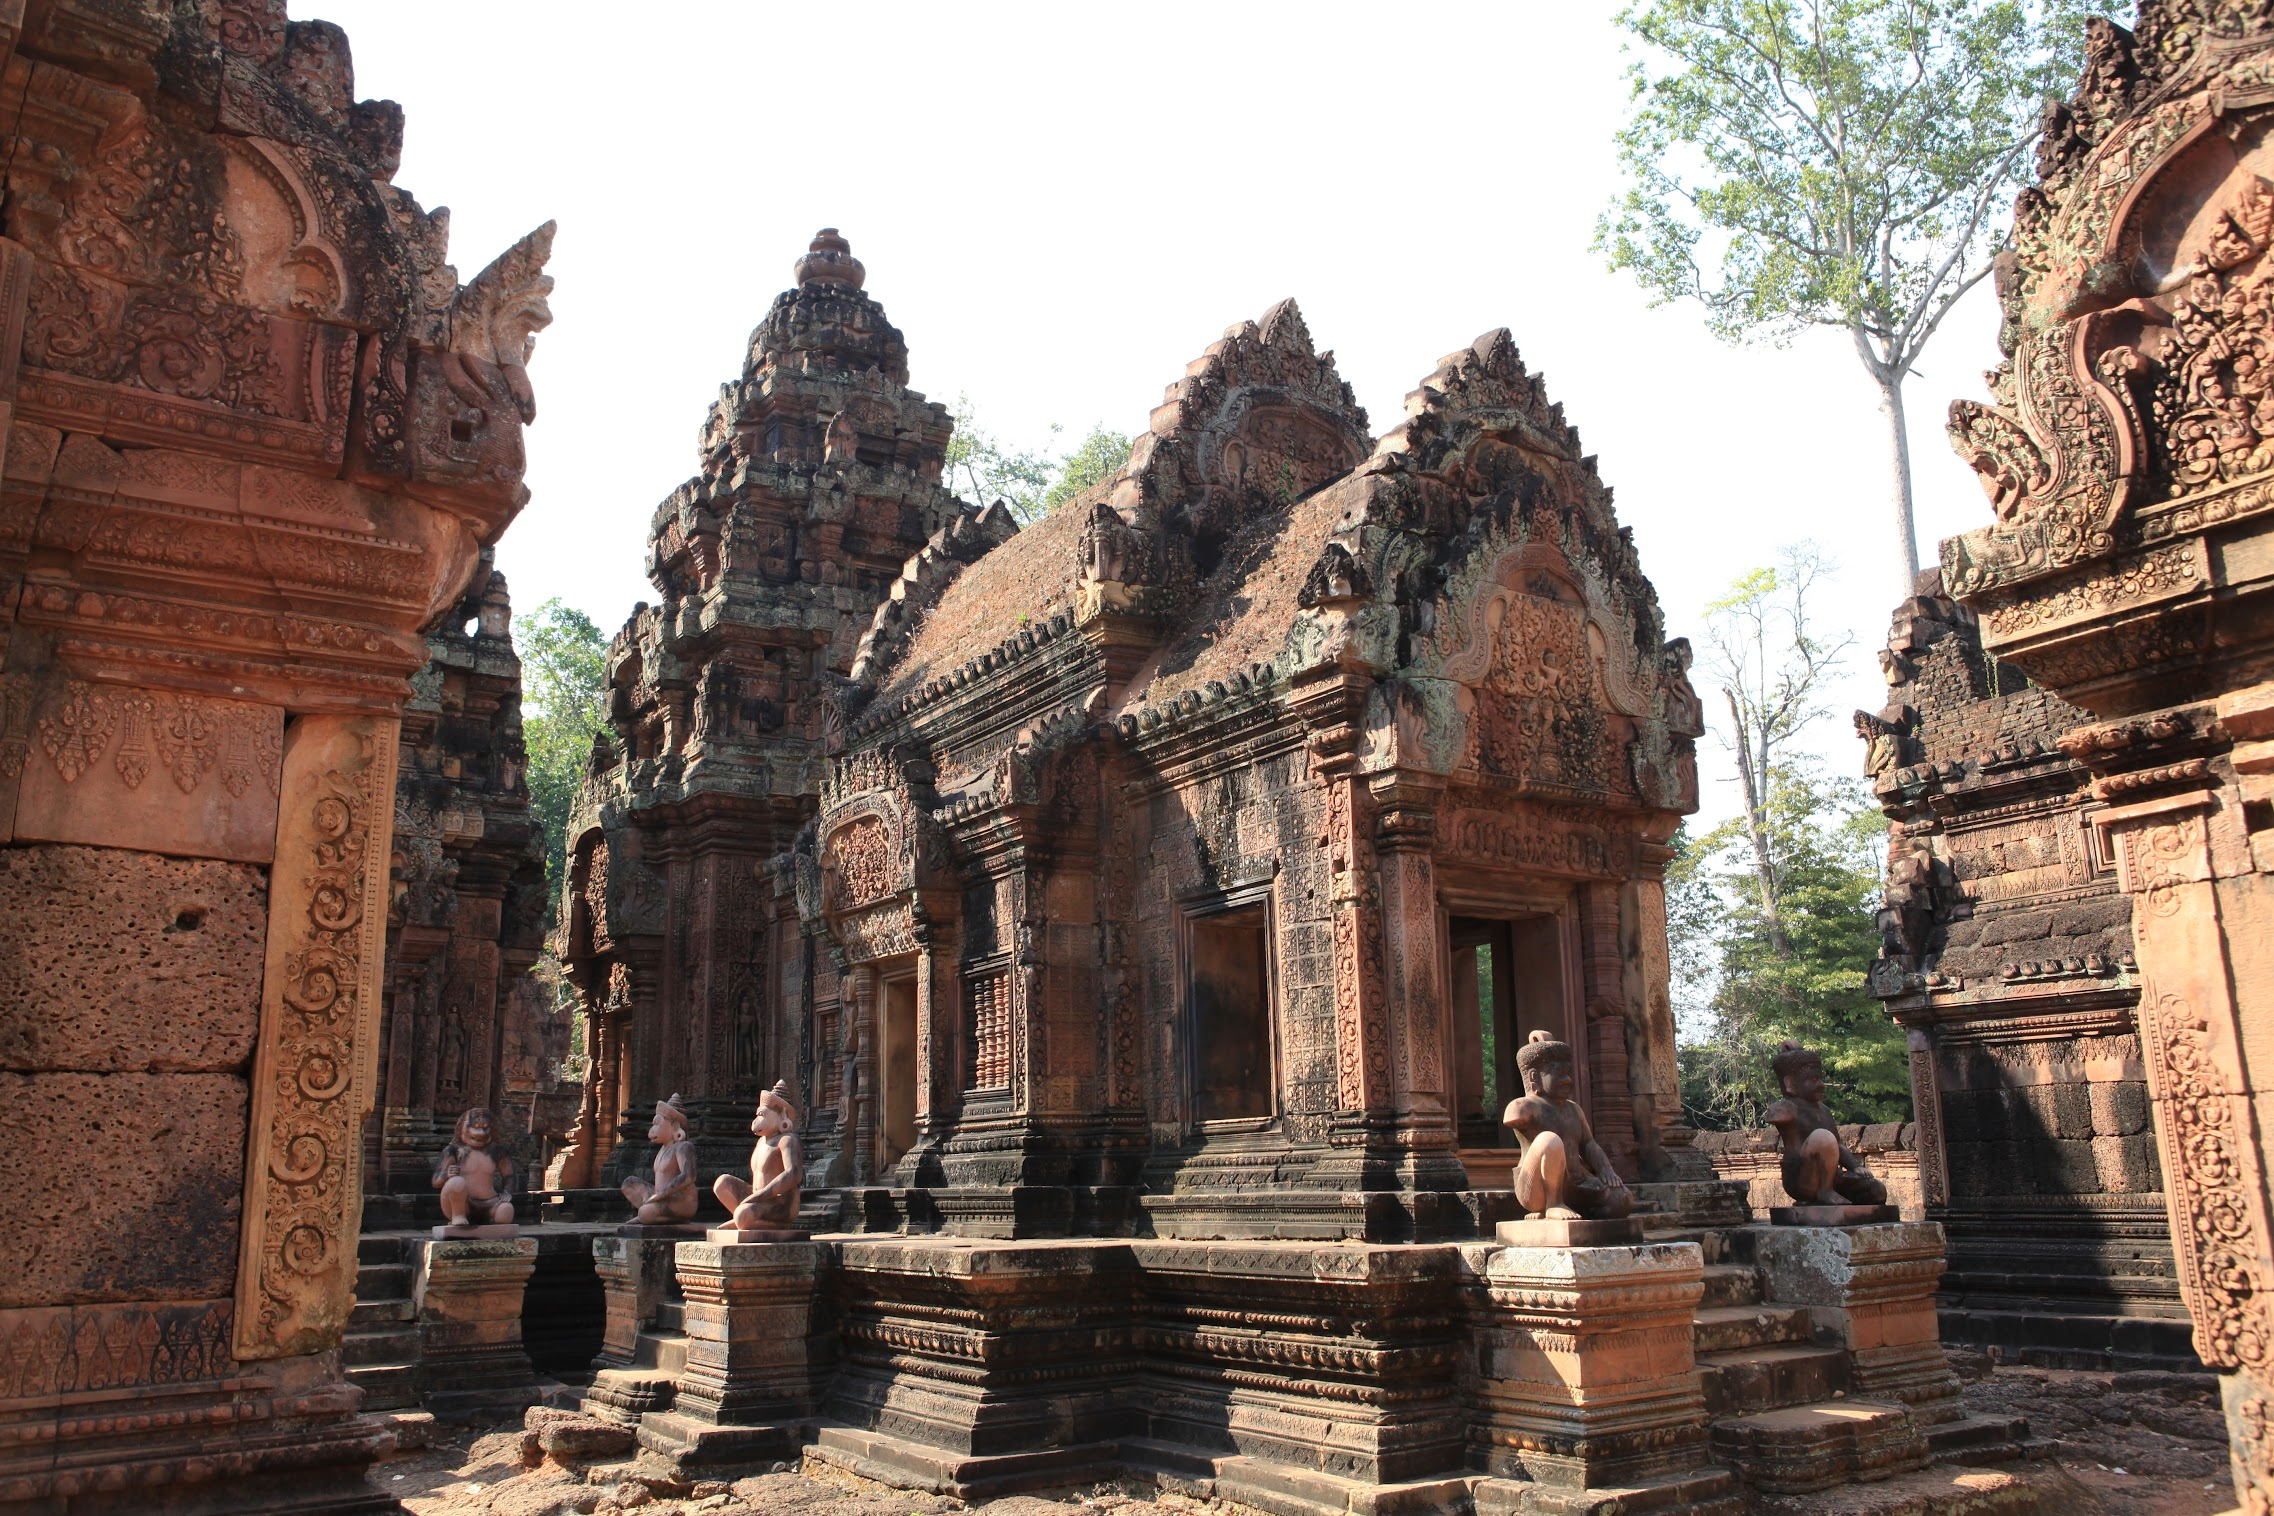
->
xmin=945 ymin=398 xmax=1133 ymax=524
xmin=1598 ymin=0 xmax=2090 ymax=350
xmin=1043 ymin=425 xmax=1134 ymax=512
xmin=1676 ymin=549 xmax=1907 ymax=1129
xmin=1675 ymin=764 xmax=1906 ymax=1129
xmin=516 ymin=596 xmax=609 ymax=923
xmin=944 ymin=396 xmax=1058 ymax=522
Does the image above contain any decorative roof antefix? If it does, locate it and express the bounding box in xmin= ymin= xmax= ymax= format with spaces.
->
xmin=1107 ymin=297 xmax=1371 ymax=534
xmin=1941 ymin=1 xmax=2274 ymax=608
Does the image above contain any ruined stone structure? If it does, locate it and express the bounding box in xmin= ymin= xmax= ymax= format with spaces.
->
xmin=1940 ymin=1 xmax=2274 ymax=1502
xmin=796 ymin=301 xmax=1708 ymax=1240
xmin=1858 ymin=586 xmax=2195 ymax=1369
xmin=0 ymin=2 xmax=551 ymax=1510
xmin=376 ymin=559 xmax=554 ymax=1192
xmin=556 ymin=230 xmax=969 ymax=1190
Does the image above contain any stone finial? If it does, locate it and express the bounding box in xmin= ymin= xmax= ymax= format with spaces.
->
xmin=795 ymin=228 xmax=866 ymax=290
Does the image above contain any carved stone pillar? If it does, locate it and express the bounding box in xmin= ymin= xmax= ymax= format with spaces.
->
xmin=236 ymin=715 xmax=400 ymax=1360
xmin=1579 ymin=883 xmax=1640 ymax=1176
xmin=2090 ymin=752 xmax=2274 ymax=1508
xmin=1371 ymin=777 xmax=1462 ymax=1189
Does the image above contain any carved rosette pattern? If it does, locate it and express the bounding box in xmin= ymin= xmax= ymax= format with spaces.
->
xmin=2114 ymin=804 xmax=2274 ymax=1376
xmin=234 ymin=715 xmax=399 ymax=1359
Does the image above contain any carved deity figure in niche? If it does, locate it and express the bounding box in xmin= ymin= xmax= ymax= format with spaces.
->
xmin=1503 ymin=1030 xmax=1633 ymax=1221
xmin=433 ymin=1106 xmax=515 ymax=1227
xmin=1766 ymin=1042 xmax=1887 ymax=1208
xmin=713 ymin=1079 xmax=806 ymax=1236
xmin=620 ymin=1094 xmax=698 ymax=1226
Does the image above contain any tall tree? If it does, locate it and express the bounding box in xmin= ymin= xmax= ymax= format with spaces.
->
xmin=1673 ymin=765 xmax=1903 ymax=1127
xmin=516 ymin=596 xmax=609 ymax=919
xmin=1598 ymin=0 xmax=2091 ymax=596
xmin=1698 ymin=545 xmax=1852 ymax=957
xmin=1676 ymin=548 xmax=1905 ymax=1128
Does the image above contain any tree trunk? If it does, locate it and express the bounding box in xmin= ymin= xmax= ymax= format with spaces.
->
xmin=1724 ymin=688 xmax=1790 ymax=958
xmin=1878 ymin=371 xmax=1920 ymax=599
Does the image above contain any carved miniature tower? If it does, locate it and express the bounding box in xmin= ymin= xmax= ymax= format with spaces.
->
xmin=558 ymin=231 xmax=978 ymax=1183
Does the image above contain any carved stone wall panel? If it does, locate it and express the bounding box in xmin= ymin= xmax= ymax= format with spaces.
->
xmin=2105 ymin=793 xmax=2274 ymax=1374
xmin=233 ymin=711 xmax=397 ymax=1360
xmin=7 ymin=680 xmax=281 ymax=861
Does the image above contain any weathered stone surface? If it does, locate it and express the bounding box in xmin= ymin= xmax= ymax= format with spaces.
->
xmin=0 ymin=844 xmax=265 ymax=1072
xmin=1856 ymin=587 xmax=2185 ymax=1371
xmin=0 ymin=1071 xmax=245 ymax=1307
xmin=0 ymin=0 xmax=551 ymax=1507
xmin=1935 ymin=2 xmax=2274 ymax=1502
xmin=377 ymin=564 xmax=556 ymax=1194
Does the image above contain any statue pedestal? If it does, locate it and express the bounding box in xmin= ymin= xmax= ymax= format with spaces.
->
xmin=411 ymin=1236 xmax=540 ymax=1421
xmin=637 ymin=1239 xmax=826 ymax=1478
xmin=582 ymin=1236 xmax=682 ymax=1427
xmin=1495 ymin=1216 xmax=1645 ymax=1247
xmin=1469 ymin=1240 xmax=1742 ymax=1514
xmin=1768 ymin=1204 xmax=1898 ymax=1227
xmin=1742 ymin=1221 xmax=1962 ymax=1423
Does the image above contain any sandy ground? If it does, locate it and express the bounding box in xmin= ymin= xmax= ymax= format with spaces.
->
xmin=371 ymin=1366 xmax=2241 ymax=1516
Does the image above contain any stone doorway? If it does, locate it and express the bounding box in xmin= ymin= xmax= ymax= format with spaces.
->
xmin=1451 ymin=910 xmax=1576 ymax=1185
xmin=878 ymin=973 xmax=919 ymax=1175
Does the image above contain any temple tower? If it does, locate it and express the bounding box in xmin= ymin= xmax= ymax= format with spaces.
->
xmin=557 ymin=231 xmax=976 ymax=1184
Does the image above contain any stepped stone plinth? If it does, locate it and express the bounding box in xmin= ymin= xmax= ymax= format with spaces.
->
xmin=1470 ymin=1238 xmax=1742 ymax=1514
xmin=1741 ymin=1221 xmax=1963 ymax=1425
xmin=412 ymin=1236 xmax=542 ymax=1421
xmin=636 ymin=1240 xmax=827 ymax=1477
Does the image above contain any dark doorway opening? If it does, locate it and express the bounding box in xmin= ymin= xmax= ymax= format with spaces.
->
xmin=1451 ymin=914 xmax=1567 ymax=1147
xmin=1189 ymin=904 xmax=1274 ymax=1122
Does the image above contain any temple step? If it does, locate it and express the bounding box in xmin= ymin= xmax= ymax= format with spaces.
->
xmin=1707 ymin=1399 xmax=1928 ymax=1494
xmin=1700 ymin=1264 xmax=1763 ymax=1308
xmin=346 ymin=1361 xmax=420 ymax=1411
xmin=654 ymin=1300 xmax=685 ymax=1333
xmin=1923 ymin=1412 xmax=2041 ymax=1466
xmin=355 ymin=1261 xmax=410 ymax=1300
xmin=343 ymin=1324 xmax=420 ymax=1368
xmin=349 ymin=1295 xmax=414 ymax=1328
xmin=1692 ymin=1304 xmax=1813 ymax=1355
xmin=1698 ymin=1344 xmax=1852 ymax=1415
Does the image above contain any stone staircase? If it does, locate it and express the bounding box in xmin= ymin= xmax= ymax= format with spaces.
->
xmin=585 ymin=1286 xmax=688 ymax=1427
xmin=1637 ymin=1198 xmax=2038 ymax=1498
xmin=344 ymin=1232 xmax=421 ymax=1411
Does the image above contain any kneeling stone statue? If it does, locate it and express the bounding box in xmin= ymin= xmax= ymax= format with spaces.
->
xmin=1767 ymin=1040 xmax=1891 ymax=1222
xmin=711 ymin=1079 xmax=808 ymax=1240
xmin=1503 ymin=1029 xmax=1634 ymax=1230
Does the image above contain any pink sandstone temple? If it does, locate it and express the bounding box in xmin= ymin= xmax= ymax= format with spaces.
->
xmin=0 ymin=2 xmax=2268 ymax=1513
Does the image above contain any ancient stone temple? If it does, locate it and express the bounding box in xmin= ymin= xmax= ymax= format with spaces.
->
xmin=1858 ymin=584 xmax=2196 ymax=1370
xmin=0 ymin=2 xmax=552 ymax=1510
xmin=796 ymin=303 xmax=1708 ymax=1240
xmin=556 ymin=231 xmax=971 ymax=1187
xmin=558 ymin=283 xmax=2038 ymax=1516
xmin=1939 ymin=0 xmax=2274 ymax=1502
xmin=375 ymin=559 xmax=554 ymax=1191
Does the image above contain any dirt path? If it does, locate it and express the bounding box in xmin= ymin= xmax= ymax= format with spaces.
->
xmin=373 ymin=1366 xmax=2239 ymax=1516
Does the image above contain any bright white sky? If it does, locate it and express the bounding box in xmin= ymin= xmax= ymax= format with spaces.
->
xmin=316 ymin=0 xmax=2012 ymax=831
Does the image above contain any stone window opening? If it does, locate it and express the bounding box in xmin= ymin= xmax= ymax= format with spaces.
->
xmin=1451 ymin=913 xmax=1572 ymax=1151
xmin=1184 ymin=897 xmax=1277 ymax=1127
